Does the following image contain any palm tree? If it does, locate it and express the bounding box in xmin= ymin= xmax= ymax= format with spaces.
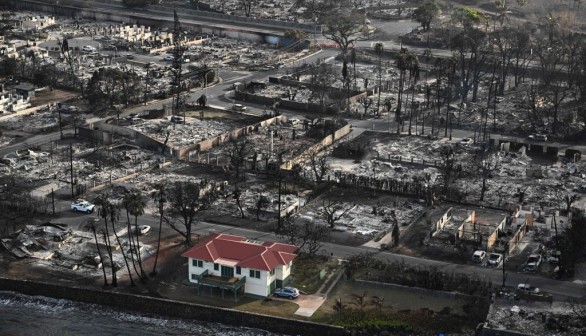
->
xmin=396 ymin=48 xmax=408 ymax=133
xmin=407 ymin=54 xmax=420 ymax=135
xmin=396 ymin=49 xmax=419 ymax=134
xmin=108 ymin=200 xmax=134 ymax=287
xmin=351 ymin=291 xmax=369 ymax=311
xmin=150 ymin=185 xmax=165 ymax=277
xmin=96 ymin=194 xmax=117 ymax=287
xmin=371 ymin=295 xmax=385 ymax=312
xmin=123 ymin=191 xmax=147 ymax=281
xmin=332 ymin=298 xmax=347 ymax=313
xmin=374 ymin=42 xmax=384 ymax=117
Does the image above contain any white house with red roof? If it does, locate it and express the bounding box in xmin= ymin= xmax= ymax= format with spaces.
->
xmin=181 ymin=233 xmax=298 ymax=298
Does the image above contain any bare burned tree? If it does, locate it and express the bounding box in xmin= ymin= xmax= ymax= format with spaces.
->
xmin=474 ymin=151 xmax=501 ymax=202
xmin=438 ymin=145 xmax=456 ymax=196
xmin=241 ymin=0 xmax=255 ymax=17
xmin=308 ymin=62 xmax=337 ymax=112
xmin=322 ymin=200 xmax=354 ymax=228
xmin=255 ymin=194 xmax=270 ymax=221
xmin=555 ymin=191 xmax=581 ymax=214
xmin=322 ymin=8 xmax=364 ymax=56
xmin=360 ymin=97 xmax=374 ymax=116
xmin=279 ymin=217 xmax=329 ymax=257
xmin=232 ymin=186 xmax=245 ymax=218
xmin=161 ymin=181 xmax=217 ymax=246
xmin=0 ymin=174 xmax=49 ymax=237
xmin=227 ymin=139 xmax=253 ymax=180
xmin=309 ymin=151 xmax=329 ymax=184
xmin=450 ymin=27 xmax=487 ymax=104
xmin=58 ymin=37 xmax=84 ymax=96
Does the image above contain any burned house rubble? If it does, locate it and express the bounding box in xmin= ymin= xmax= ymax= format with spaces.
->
xmin=484 ymin=298 xmax=586 ymax=336
xmin=3 ymin=1 xmax=586 ymax=334
xmin=1 ymin=223 xmax=71 ymax=259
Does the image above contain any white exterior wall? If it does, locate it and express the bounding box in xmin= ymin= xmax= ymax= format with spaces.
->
xmin=244 ymin=268 xmax=270 ymax=297
xmin=187 ymin=258 xmax=206 ymax=283
xmin=187 ymin=258 xmax=291 ymax=297
xmin=276 ymin=261 xmax=292 ymax=280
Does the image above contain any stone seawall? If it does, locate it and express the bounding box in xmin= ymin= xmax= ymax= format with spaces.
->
xmin=0 ymin=277 xmax=347 ymax=336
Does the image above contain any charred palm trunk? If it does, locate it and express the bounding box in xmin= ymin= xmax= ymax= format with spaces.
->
xmin=92 ymin=225 xmax=108 ymax=287
xmin=113 ymin=215 xmax=134 ymax=286
xmin=134 ymin=216 xmax=147 ymax=281
xmin=102 ymin=214 xmax=117 ymax=287
xmin=125 ymin=211 xmax=141 ymax=282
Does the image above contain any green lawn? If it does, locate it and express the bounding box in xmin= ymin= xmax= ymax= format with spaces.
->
xmin=234 ymin=298 xmax=300 ymax=318
xmin=292 ymin=256 xmax=340 ymax=294
xmin=310 ymin=280 xmax=486 ymax=334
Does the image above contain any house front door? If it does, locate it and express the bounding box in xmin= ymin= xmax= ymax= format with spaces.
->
xmin=221 ymin=265 xmax=234 ymax=278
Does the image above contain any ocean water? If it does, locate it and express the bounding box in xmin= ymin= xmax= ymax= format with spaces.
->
xmin=0 ymin=291 xmax=276 ymax=336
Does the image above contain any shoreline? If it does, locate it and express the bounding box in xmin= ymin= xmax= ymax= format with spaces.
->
xmin=0 ymin=276 xmax=347 ymax=336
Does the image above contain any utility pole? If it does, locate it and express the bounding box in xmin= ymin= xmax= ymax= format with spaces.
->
xmin=69 ymin=142 xmax=74 ymax=198
xmin=51 ymin=189 xmax=55 ymax=214
xmin=277 ymin=174 xmax=282 ymax=231
xmin=502 ymin=244 xmax=507 ymax=288
xmin=553 ymin=213 xmax=563 ymax=276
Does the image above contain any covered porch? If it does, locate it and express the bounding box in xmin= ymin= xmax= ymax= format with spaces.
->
xmin=192 ymin=269 xmax=247 ymax=302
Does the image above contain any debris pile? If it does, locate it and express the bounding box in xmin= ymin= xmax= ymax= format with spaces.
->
xmin=128 ymin=117 xmax=235 ymax=148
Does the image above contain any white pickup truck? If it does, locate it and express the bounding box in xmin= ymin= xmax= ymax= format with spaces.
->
xmin=71 ymin=200 xmax=95 ymax=213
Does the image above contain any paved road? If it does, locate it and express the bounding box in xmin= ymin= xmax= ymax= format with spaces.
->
xmin=175 ymin=219 xmax=586 ymax=300
xmin=55 ymin=209 xmax=585 ymax=300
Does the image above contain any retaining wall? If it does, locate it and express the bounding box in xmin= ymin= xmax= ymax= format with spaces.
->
xmin=353 ymin=279 xmax=476 ymax=301
xmin=482 ymin=326 xmax=533 ymax=336
xmin=0 ymin=277 xmax=347 ymax=336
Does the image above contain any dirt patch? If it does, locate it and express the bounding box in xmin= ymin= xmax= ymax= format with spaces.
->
xmin=29 ymin=89 xmax=78 ymax=107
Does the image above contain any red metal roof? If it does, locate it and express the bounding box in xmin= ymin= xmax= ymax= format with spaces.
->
xmin=181 ymin=233 xmax=298 ymax=271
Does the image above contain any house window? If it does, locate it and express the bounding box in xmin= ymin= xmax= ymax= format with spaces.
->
xmin=270 ymin=269 xmax=275 ymax=276
xmin=192 ymin=259 xmax=203 ymax=267
xmin=191 ymin=274 xmax=196 ymax=280
xmin=236 ymin=266 xmax=241 ymax=275
xmin=214 ymin=263 xmax=219 ymax=271
xmin=249 ymin=269 xmax=261 ymax=279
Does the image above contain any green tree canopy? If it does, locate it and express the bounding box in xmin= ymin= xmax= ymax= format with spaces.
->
xmin=451 ymin=7 xmax=485 ymax=29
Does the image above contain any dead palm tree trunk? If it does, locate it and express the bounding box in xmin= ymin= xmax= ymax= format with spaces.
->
xmin=101 ymin=206 xmax=117 ymax=287
xmin=124 ymin=208 xmax=140 ymax=277
xmin=113 ymin=212 xmax=135 ymax=286
xmin=151 ymin=194 xmax=164 ymax=277
xmin=91 ymin=224 xmax=108 ymax=287
xmin=134 ymin=214 xmax=147 ymax=280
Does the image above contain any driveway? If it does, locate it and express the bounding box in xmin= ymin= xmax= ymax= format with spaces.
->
xmin=293 ymin=294 xmax=327 ymax=317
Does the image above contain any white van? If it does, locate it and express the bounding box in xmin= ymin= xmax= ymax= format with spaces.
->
xmin=232 ymin=104 xmax=247 ymax=112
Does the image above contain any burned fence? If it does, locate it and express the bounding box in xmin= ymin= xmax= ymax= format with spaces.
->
xmin=334 ymin=171 xmax=431 ymax=199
